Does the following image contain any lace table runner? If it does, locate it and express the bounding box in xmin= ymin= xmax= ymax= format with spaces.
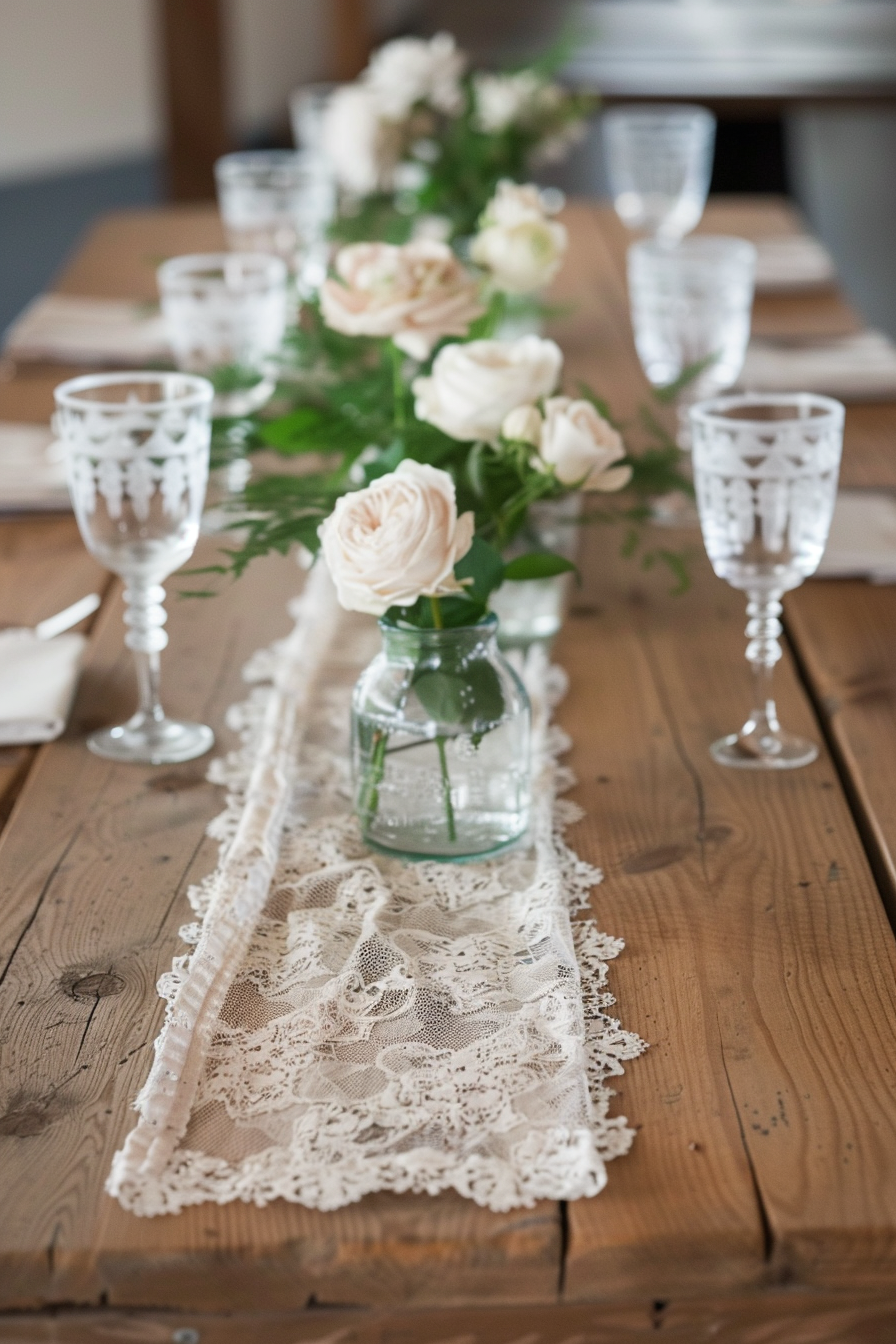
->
xmin=108 ymin=563 xmax=646 ymax=1216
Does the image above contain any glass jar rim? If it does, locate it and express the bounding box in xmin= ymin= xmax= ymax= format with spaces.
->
xmin=689 ymin=391 xmax=845 ymax=431
xmin=157 ymin=252 xmax=288 ymax=292
xmin=379 ymin=612 xmax=498 ymax=638
xmin=629 ymin=235 xmax=757 ymax=266
xmin=604 ymin=103 xmax=715 ymax=127
xmin=54 ymin=370 xmax=214 ymax=413
xmin=215 ymin=148 xmax=317 ymax=182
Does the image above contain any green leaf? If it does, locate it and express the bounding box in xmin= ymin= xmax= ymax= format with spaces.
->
xmin=412 ymin=659 xmax=505 ymax=729
xmin=454 ymin=536 xmax=505 ymax=604
xmin=652 ymin=353 xmax=719 ymax=404
xmin=387 ymin=594 xmax=487 ymax=629
xmin=502 ymin=552 xmax=577 ymax=582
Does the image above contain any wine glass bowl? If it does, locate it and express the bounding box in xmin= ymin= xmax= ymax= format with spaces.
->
xmin=214 ymin=149 xmax=335 ymax=295
xmin=157 ymin=253 xmax=288 ymax=417
xmin=690 ymin=393 xmax=845 ymax=769
xmin=603 ymin=104 xmax=716 ymax=242
xmin=53 ymin=372 xmax=216 ymax=765
xmin=628 ymin=237 xmax=757 ymax=410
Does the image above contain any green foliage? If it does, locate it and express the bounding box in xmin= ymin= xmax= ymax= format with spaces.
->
xmin=503 ymin=552 xmax=577 ymax=582
xmin=455 ymin=536 xmax=506 ymax=605
xmin=652 ymin=353 xmax=719 ymax=405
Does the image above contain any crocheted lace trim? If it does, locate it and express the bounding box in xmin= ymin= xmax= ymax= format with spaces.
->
xmin=108 ymin=563 xmax=646 ymax=1216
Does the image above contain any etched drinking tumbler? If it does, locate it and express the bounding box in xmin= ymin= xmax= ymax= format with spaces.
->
xmin=157 ymin=253 xmax=288 ymax=417
xmin=690 ymin=393 xmax=845 ymax=769
xmin=214 ymin=149 xmax=335 ymax=294
xmin=54 ymin=371 xmax=215 ymax=764
xmin=628 ymin=236 xmax=757 ymax=413
xmin=603 ymin=104 xmax=716 ymax=242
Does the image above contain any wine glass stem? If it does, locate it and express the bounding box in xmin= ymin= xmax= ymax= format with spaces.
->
xmin=744 ymin=590 xmax=783 ymax=741
xmin=123 ymin=581 xmax=169 ymax=725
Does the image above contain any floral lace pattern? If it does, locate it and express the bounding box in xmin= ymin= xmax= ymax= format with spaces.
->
xmin=108 ymin=564 xmax=646 ymax=1216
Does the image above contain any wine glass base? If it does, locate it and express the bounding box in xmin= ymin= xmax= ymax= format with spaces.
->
xmin=87 ymin=719 xmax=215 ymax=765
xmin=710 ymin=732 xmax=818 ymax=771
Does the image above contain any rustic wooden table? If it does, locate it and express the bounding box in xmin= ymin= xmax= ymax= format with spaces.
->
xmin=2 ymin=200 xmax=896 ymax=1344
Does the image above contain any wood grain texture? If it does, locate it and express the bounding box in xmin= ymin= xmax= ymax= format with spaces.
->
xmin=3 ymin=1292 xmax=896 ymax=1344
xmin=3 ymin=199 xmax=896 ymax=1316
xmin=0 ymin=550 xmax=559 ymax=1311
xmin=555 ymin=206 xmax=896 ymax=1298
xmin=787 ymin=580 xmax=896 ymax=919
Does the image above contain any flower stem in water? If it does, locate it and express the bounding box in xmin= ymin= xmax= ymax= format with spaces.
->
xmin=435 ymin=734 xmax=457 ymax=842
xmin=359 ymin=727 xmax=388 ymax=826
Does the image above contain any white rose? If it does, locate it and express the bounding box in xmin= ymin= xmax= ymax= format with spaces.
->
xmin=470 ymin=181 xmax=567 ymax=294
xmin=320 ymin=240 xmax=485 ymax=360
xmin=321 ymin=84 xmax=403 ymax=195
xmin=319 ymin=460 xmax=475 ymax=616
xmin=365 ymin=32 xmax=465 ymax=120
xmin=502 ymin=404 xmax=544 ymax=446
xmin=538 ymin=397 xmax=632 ymax=492
xmin=413 ymin=336 xmax=562 ymax=442
xmin=472 ymin=71 xmax=543 ymax=133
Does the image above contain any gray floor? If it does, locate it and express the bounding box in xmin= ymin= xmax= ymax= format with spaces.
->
xmin=0 ymin=156 xmax=161 ymax=336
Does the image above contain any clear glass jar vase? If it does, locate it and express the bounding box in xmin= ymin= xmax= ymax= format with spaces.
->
xmin=351 ymin=615 xmax=531 ymax=862
xmin=490 ymin=494 xmax=581 ymax=649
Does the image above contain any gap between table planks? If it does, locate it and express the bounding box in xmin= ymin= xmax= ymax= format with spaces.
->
xmin=0 ymin=201 xmax=895 ymax=1318
xmin=550 ymin=203 xmax=896 ymax=1297
xmin=3 ymin=1291 xmax=896 ymax=1344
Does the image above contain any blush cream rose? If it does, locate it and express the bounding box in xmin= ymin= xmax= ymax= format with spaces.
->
xmin=319 ymin=460 xmax=475 ymax=616
xmin=413 ymin=335 xmax=563 ymax=442
xmin=320 ymin=240 xmax=485 ymax=361
xmin=470 ymin=181 xmax=568 ymax=295
xmin=535 ymin=397 xmax=632 ymax=492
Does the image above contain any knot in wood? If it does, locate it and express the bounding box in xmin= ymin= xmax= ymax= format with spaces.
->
xmin=622 ymin=843 xmax=689 ymax=874
xmin=67 ymin=971 xmax=125 ymax=1000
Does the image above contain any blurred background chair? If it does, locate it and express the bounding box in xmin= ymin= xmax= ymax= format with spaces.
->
xmin=2 ymin=0 xmax=895 ymax=336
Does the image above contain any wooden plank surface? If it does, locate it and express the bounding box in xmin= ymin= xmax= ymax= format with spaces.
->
xmin=4 ymin=1291 xmax=896 ymax=1344
xmin=3 ymin=199 xmax=896 ymax=1318
xmin=0 ymin=208 xmax=561 ymax=1313
xmin=552 ymin=205 xmax=896 ymax=1297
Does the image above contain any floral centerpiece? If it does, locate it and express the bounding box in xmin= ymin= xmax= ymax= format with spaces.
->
xmin=202 ymin=221 xmax=688 ymax=630
xmin=321 ymin=459 xmax=533 ymax=861
xmin=320 ymin=30 xmax=593 ymax=243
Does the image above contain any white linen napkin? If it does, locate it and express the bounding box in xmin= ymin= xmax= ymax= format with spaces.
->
xmin=0 ymin=629 xmax=86 ymax=743
xmin=753 ymin=235 xmax=836 ymax=293
xmin=817 ymin=491 xmax=896 ymax=583
xmin=0 ymin=423 xmax=69 ymax=512
xmin=3 ymin=294 xmax=169 ymax=365
xmin=738 ymin=331 xmax=896 ymax=402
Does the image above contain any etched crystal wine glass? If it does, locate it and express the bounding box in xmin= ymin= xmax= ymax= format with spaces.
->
xmin=214 ymin=150 xmax=335 ymax=296
xmin=603 ymin=104 xmax=716 ymax=242
xmin=690 ymin=393 xmax=845 ymax=769
xmin=157 ymin=252 xmax=288 ymax=417
xmin=53 ymin=371 xmax=215 ymax=764
xmin=628 ymin=236 xmax=757 ymax=420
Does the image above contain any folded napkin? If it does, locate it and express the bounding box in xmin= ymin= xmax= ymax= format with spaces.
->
xmin=0 ymin=423 xmax=69 ymax=512
xmin=0 ymin=628 xmax=86 ymax=743
xmin=739 ymin=330 xmax=896 ymax=402
xmin=3 ymin=294 xmax=169 ymax=366
xmin=815 ymin=491 xmax=896 ymax=583
xmin=754 ymin=235 xmax=836 ymax=293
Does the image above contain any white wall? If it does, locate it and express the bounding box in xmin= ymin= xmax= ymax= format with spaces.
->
xmin=0 ymin=0 xmax=161 ymax=182
xmin=0 ymin=0 xmax=423 ymax=184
